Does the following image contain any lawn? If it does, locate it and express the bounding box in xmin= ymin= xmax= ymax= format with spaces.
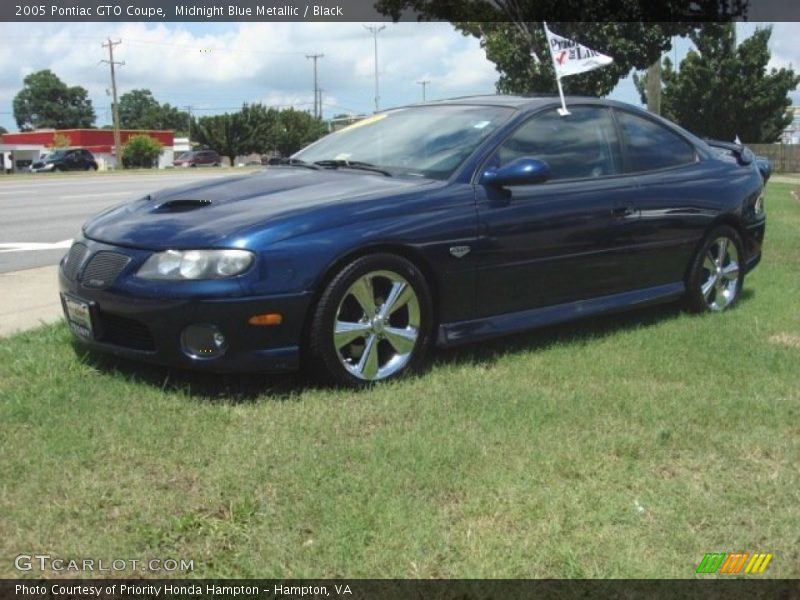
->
xmin=1 ymin=183 xmax=798 ymax=579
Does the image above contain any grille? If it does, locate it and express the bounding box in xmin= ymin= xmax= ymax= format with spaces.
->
xmin=81 ymin=251 xmax=131 ymax=289
xmin=63 ymin=243 xmax=89 ymax=281
xmin=98 ymin=312 xmax=156 ymax=351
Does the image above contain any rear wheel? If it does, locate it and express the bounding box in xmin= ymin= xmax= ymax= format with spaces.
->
xmin=307 ymin=254 xmax=433 ymax=386
xmin=685 ymin=225 xmax=744 ymax=313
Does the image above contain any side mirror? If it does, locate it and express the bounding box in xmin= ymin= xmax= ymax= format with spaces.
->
xmin=480 ymin=157 xmax=551 ymax=187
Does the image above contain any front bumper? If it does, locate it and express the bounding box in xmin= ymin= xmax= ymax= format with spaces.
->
xmin=58 ymin=242 xmax=312 ymax=373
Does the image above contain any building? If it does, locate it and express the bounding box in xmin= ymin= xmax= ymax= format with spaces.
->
xmin=0 ymin=128 xmax=175 ymax=172
xmin=781 ymin=106 xmax=800 ymax=145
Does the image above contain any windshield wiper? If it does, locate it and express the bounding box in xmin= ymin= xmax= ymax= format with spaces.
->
xmin=275 ymin=157 xmax=320 ymax=170
xmin=313 ymin=159 xmax=393 ymax=177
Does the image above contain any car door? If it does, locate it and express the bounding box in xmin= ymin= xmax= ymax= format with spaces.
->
xmin=612 ymin=108 xmax=713 ymax=287
xmin=473 ymin=105 xmax=643 ymax=317
xmin=63 ymin=150 xmax=79 ymax=170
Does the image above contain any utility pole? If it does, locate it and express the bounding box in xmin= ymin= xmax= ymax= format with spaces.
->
xmin=306 ymin=53 xmax=324 ymax=119
xmin=101 ymin=38 xmax=124 ymax=167
xmin=416 ymin=80 xmax=430 ymax=102
xmin=184 ymin=105 xmax=193 ymax=150
xmin=364 ymin=25 xmax=385 ymax=112
xmin=645 ymin=59 xmax=661 ymax=116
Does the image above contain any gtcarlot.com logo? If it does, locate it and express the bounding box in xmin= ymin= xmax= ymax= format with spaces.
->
xmin=14 ymin=554 xmax=194 ymax=573
xmin=696 ymin=552 xmax=773 ymax=574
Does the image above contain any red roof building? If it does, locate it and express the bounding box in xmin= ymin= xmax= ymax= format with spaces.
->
xmin=1 ymin=129 xmax=174 ymax=155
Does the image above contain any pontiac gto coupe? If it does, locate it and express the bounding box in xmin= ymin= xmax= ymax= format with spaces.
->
xmin=59 ymin=96 xmax=767 ymax=385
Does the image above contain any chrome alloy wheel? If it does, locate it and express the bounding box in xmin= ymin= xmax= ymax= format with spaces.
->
xmin=701 ymin=237 xmax=740 ymax=311
xmin=333 ymin=270 xmax=421 ymax=381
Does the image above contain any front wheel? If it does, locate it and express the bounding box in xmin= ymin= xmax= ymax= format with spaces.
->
xmin=685 ymin=225 xmax=745 ymax=313
xmin=307 ymin=254 xmax=433 ymax=386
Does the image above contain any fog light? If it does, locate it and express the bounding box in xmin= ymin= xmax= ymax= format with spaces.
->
xmin=181 ymin=324 xmax=227 ymax=359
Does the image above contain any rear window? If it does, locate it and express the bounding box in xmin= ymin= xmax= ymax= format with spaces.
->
xmin=616 ymin=110 xmax=696 ymax=172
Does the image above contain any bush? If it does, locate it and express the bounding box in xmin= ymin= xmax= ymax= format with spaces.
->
xmin=121 ymin=134 xmax=162 ymax=168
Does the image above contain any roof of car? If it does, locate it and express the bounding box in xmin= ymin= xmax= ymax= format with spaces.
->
xmin=396 ymin=94 xmax=612 ymax=112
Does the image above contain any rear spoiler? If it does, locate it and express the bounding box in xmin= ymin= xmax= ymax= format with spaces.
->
xmin=705 ymin=139 xmax=754 ymax=165
xmin=705 ymin=139 xmax=771 ymax=183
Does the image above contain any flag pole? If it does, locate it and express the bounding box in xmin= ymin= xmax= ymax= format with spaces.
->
xmin=555 ymin=75 xmax=570 ymax=117
xmin=543 ymin=22 xmax=570 ymax=117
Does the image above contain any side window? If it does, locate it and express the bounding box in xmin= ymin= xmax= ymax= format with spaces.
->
xmin=494 ymin=106 xmax=622 ymax=180
xmin=616 ymin=110 xmax=696 ymax=172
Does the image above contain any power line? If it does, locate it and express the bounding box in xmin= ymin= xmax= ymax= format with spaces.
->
xmin=101 ymin=38 xmax=124 ymax=162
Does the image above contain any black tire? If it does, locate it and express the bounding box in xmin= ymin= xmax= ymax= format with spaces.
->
xmin=685 ymin=225 xmax=745 ymax=313
xmin=307 ymin=253 xmax=434 ymax=387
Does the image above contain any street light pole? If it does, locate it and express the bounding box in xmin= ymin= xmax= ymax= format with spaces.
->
xmin=416 ymin=80 xmax=430 ymax=102
xmin=305 ymin=53 xmax=324 ymax=118
xmin=364 ymin=25 xmax=385 ymax=112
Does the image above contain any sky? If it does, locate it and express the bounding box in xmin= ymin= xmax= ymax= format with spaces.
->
xmin=0 ymin=21 xmax=798 ymax=132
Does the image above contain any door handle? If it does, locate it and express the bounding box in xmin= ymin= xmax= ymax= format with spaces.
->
xmin=611 ymin=205 xmax=636 ymax=218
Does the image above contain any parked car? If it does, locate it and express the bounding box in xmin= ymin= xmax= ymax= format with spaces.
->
xmin=30 ymin=148 xmax=97 ymax=172
xmin=173 ymin=150 xmax=221 ymax=168
xmin=59 ymin=96 xmax=766 ymax=386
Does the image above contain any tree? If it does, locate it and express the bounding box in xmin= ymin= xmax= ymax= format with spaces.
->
xmin=192 ymin=111 xmax=253 ymax=166
xmin=636 ymin=25 xmax=800 ymax=143
xmin=271 ymin=109 xmax=328 ymax=156
xmin=240 ymin=103 xmax=280 ymax=154
xmin=118 ymin=89 xmax=188 ymax=134
xmin=121 ymin=134 xmax=163 ymax=169
xmin=0 ymin=126 xmax=7 ymax=136
xmin=375 ymin=0 xmax=747 ymax=96
xmin=12 ymin=69 xmax=95 ymax=130
xmin=192 ymin=105 xmax=327 ymax=163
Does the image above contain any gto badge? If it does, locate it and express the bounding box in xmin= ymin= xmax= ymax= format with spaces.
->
xmin=449 ymin=245 xmax=471 ymax=258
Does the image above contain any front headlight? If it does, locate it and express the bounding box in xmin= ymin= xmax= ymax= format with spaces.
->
xmin=137 ymin=249 xmax=255 ymax=280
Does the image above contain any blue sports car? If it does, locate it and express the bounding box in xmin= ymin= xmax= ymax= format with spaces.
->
xmin=59 ymin=96 xmax=766 ymax=386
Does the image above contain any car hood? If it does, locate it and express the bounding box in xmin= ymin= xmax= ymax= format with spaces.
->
xmin=84 ymin=168 xmax=442 ymax=250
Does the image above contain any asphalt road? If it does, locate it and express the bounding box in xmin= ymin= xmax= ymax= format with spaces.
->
xmin=0 ymin=170 xmax=251 ymax=274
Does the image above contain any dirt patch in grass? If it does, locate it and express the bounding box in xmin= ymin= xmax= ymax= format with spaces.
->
xmin=769 ymin=332 xmax=800 ymax=349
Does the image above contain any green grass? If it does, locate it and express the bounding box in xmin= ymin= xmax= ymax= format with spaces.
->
xmin=1 ymin=184 xmax=799 ymax=579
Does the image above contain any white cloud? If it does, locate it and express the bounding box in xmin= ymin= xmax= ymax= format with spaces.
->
xmin=0 ymin=21 xmax=499 ymax=130
xmin=3 ymin=21 xmax=795 ymax=131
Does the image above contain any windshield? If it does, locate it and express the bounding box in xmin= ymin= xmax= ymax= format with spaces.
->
xmin=177 ymin=152 xmax=196 ymax=159
xmin=294 ymin=104 xmax=513 ymax=180
xmin=47 ymin=150 xmax=67 ymax=160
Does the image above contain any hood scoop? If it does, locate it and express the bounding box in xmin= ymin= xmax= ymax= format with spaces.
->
xmin=153 ymin=199 xmax=213 ymax=213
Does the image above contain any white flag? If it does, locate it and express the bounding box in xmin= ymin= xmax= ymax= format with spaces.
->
xmin=544 ymin=24 xmax=613 ymax=79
